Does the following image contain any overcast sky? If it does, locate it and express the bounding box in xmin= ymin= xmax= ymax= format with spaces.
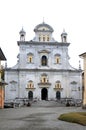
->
xmin=0 ymin=0 xmax=86 ymax=69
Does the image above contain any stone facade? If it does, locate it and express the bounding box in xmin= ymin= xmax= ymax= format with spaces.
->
xmin=5 ymin=22 xmax=82 ymax=101
xmin=79 ymin=53 xmax=86 ymax=108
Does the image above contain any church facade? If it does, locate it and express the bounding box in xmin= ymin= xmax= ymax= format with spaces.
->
xmin=5 ymin=22 xmax=82 ymax=101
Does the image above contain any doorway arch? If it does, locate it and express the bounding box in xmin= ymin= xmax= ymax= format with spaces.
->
xmin=28 ymin=91 xmax=33 ymax=100
xmin=41 ymin=88 xmax=48 ymax=100
xmin=56 ymin=91 xmax=61 ymax=100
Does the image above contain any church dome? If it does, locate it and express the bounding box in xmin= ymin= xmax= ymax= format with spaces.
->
xmin=34 ymin=22 xmax=54 ymax=33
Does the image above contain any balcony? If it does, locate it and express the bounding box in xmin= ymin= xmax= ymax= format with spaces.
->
xmin=38 ymin=82 xmax=51 ymax=88
xmin=54 ymin=87 xmax=63 ymax=91
xmin=26 ymin=84 xmax=36 ymax=90
xmin=26 ymin=87 xmax=36 ymax=90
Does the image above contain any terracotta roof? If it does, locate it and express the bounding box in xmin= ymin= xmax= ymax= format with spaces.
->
xmin=0 ymin=48 xmax=6 ymax=60
xmin=79 ymin=52 xmax=86 ymax=59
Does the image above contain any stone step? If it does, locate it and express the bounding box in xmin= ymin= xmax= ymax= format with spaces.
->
xmin=31 ymin=100 xmax=65 ymax=107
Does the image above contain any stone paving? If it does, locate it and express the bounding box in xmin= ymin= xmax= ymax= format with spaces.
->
xmin=0 ymin=100 xmax=86 ymax=130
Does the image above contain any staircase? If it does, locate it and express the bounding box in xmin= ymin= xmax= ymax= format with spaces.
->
xmin=31 ymin=100 xmax=65 ymax=107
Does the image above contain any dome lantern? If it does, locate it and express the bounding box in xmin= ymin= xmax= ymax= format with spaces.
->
xmin=61 ymin=29 xmax=67 ymax=43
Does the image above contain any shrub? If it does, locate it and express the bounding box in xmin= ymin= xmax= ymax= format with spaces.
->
xmin=58 ymin=112 xmax=86 ymax=126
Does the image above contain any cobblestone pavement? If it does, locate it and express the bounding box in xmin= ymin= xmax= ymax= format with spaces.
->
xmin=0 ymin=101 xmax=86 ymax=130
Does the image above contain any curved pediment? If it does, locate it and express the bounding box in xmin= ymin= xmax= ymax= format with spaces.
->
xmin=38 ymin=49 xmax=51 ymax=53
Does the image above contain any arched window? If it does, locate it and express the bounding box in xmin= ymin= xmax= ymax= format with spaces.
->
xmin=56 ymin=57 xmax=60 ymax=64
xmin=41 ymin=55 xmax=47 ymax=66
xmin=55 ymin=54 xmax=61 ymax=64
xmin=27 ymin=53 xmax=33 ymax=63
xmin=29 ymin=56 xmax=32 ymax=63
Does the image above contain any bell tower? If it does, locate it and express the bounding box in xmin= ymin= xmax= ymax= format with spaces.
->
xmin=61 ymin=29 xmax=67 ymax=43
xmin=19 ymin=27 xmax=26 ymax=41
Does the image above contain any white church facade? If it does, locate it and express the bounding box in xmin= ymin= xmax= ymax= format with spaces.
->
xmin=5 ymin=22 xmax=82 ymax=101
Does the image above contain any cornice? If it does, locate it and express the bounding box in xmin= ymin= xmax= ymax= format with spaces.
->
xmin=5 ymin=68 xmax=81 ymax=73
xmin=17 ymin=41 xmax=70 ymax=46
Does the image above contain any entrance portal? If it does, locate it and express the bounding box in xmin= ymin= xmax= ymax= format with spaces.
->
xmin=28 ymin=91 xmax=33 ymax=100
xmin=41 ymin=88 xmax=48 ymax=100
xmin=56 ymin=91 xmax=61 ymax=100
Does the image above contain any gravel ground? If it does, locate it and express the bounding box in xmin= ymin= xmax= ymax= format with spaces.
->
xmin=0 ymin=101 xmax=86 ymax=130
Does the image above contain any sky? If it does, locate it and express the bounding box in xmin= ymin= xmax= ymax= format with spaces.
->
xmin=0 ymin=0 xmax=86 ymax=69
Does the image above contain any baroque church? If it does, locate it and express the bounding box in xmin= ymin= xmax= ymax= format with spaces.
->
xmin=5 ymin=22 xmax=82 ymax=101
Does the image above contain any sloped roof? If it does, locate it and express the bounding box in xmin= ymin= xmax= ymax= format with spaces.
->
xmin=79 ymin=52 xmax=86 ymax=58
xmin=0 ymin=48 xmax=6 ymax=60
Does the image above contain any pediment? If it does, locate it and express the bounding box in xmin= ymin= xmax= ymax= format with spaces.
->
xmin=38 ymin=49 xmax=51 ymax=53
xmin=10 ymin=80 xmax=17 ymax=84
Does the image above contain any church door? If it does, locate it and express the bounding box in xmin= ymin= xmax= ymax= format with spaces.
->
xmin=56 ymin=91 xmax=61 ymax=100
xmin=28 ymin=91 xmax=33 ymax=100
xmin=41 ymin=88 xmax=48 ymax=100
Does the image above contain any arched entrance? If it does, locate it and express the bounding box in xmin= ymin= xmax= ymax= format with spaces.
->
xmin=56 ymin=91 xmax=61 ymax=100
xmin=41 ymin=88 xmax=48 ymax=100
xmin=28 ymin=91 xmax=33 ymax=100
